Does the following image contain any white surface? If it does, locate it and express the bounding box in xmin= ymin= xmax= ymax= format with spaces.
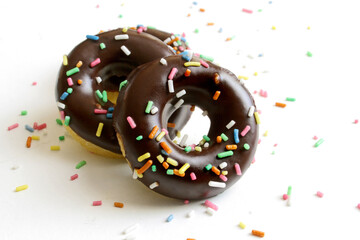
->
xmin=1 ymin=0 xmax=360 ymax=239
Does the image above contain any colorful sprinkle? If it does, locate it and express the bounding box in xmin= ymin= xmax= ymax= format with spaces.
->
xmin=238 ymin=222 xmax=246 ymax=229
xmin=200 ymin=60 xmax=209 ymax=68
xmin=136 ymin=135 xmax=143 ymax=141
xmin=127 ymin=116 xmax=136 ymax=129
xmin=66 ymin=67 xmax=80 ymax=77
xmin=241 ymin=125 xmax=251 ymax=137
xmin=275 ymin=102 xmax=286 ymax=108
xmin=234 ymin=163 xmax=242 ymax=175
xmin=168 ymin=80 xmax=174 ymax=93
xmin=213 ymin=91 xmax=221 ymax=100
xmin=145 ymin=101 xmax=154 ymax=114
xmin=90 ymin=58 xmax=101 ymax=68
xmin=70 ymin=174 xmax=78 ymax=181
xmin=234 ymin=129 xmax=240 ymax=144
xmin=252 ymin=230 xmax=265 ymax=238
xmin=160 ymin=58 xmax=167 ymax=65
xmin=114 ymin=202 xmax=124 ymax=208
xmin=176 ymin=89 xmax=187 ymax=98
xmin=168 ymin=67 xmax=178 ymax=80
xmin=217 ymin=151 xmax=233 ymax=158
xmin=254 ymin=112 xmax=261 ymax=124
xmin=96 ymin=122 xmax=104 ymax=137
xmin=242 ymin=8 xmax=253 ymax=14
xmin=149 ymin=182 xmax=159 ymax=189
xmin=286 ymin=97 xmax=296 ymax=102
xmin=137 ymin=160 xmax=153 ymax=174
xmin=64 ymin=116 xmax=70 ymax=126
xmin=63 ymin=55 xmax=68 ymax=66
xmin=121 ymin=45 xmax=131 ymax=55
xmin=86 ymin=35 xmax=99 ymax=41
xmin=316 ymin=191 xmax=324 ymax=198
xmin=50 ymin=145 xmax=60 ymax=151
xmin=92 ymin=200 xmax=102 ymax=206
xmin=76 ymin=160 xmax=86 ymax=169
xmin=220 ymin=133 xmax=228 ymax=141
xmin=314 ymin=138 xmax=324 ymax=147
xmin=119 ymin=80 xmax=128 ymax=90
xmin=15 ymin=185 xmax=28 ymax=192
xmin=184 ymin=62 xmax=201 ymax=67
xmin=114 ymin=34 xmax=129 ymax=40
xmin=166 ymin=214 xmax=174 ymax=222
xmin=26 ymin=136 xmax=32 ymax=148
xmin=138 ymin=152 xmax=151 ymax=162
xmin=208 ymin=181 xmax=226 ymax=188
xmin=190 ymin=172 xmax=197 ymax=180
xmin=25 ymin=124 xmax=34 ymax=132
xmin=148 ymin=125 xmax=159 ymax=139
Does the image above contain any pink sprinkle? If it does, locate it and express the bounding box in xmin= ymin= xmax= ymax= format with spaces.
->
xmin=37 ymin=123 xmax=47 ymax=130
xmin=8 ymin=123 xmax=19 ymax=131
xmin=70 ymin=174 xmax=78 ymax=181
xmin=257 ymin=109 xmax=262 ymax=114
xmin=274 ymin=143 xmax=278 ymax=147
xmin=90 ymin=58 xmax=101 ymax=68
xmin=60 ymin=111 xmax=65 ymax=120
xmin=242 ymin=8 xmax=253 ymax=14
xmin=32 ymin=82 xmax=37 ymax=86
xmin=137 ymin=28 xmax=143 ymax=33
xmin=33 ymin=122 xmax=38 ymax=129
xmin=313 ymin=136 xmax=318 ymax=140
xmin=259 ymin=89 xmax=268 ymax=98
xmin=94 ymin=109 xmax=107 ymax=114
xmin=204 ymin=200 xmax=218 ymax=211
xmin=252 ymin=157 xmax=256 ymax=164
xmin=93 ymin=200 xmax=102 ymax=206
xmin=190 ymin=144 xmax=196 ymax=151
xmin=200 ymin=60 xmax=209 ymax=68
xmin=194 ymin=53 xmax=200 ymax=57
xmin=316 ymin=191 xmax=324 ymax=198
xmin=283 ymin=194 xmax=289 ymax=200
xmin=354 ymin=119 xmax=359 ymax=124
xmin=240 ymin=125 xmax=251 ymax=137
xmin=127 ymin=116 xmax=136 ymax=129
xmin=357 ymin=203 xmax=360 ymax=209
xmin=234 ymin=163 xmax=242 ymax=175
xmin=184 ymin=200 xmax=190 ymax=204
xmin=168 ymin=67 xmax=178 ymax=80
xmin=219 ymin=174 xmax=228 ymax=182
xmin=67 ymin=77 xmax=74 ymax=87
xmin=182 ymin=32 xmax=186 ymax=38
xmin=178 ymin=46 xmax=184 ymax=52
xmin=258 ymin=139 xmax=261 ymax=144
xmin=190 ymin=172 xmax=197 ymax=180
xmin=253 ymin=90 xmax=258 ymax=94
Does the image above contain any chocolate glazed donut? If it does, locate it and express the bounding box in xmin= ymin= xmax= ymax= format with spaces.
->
xmin=113 ymin=55 xmax=259 ymax=200
xmin=56 ymin=28 xmax=190 ymax=158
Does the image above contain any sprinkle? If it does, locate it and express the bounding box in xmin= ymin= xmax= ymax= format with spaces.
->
xmin=114 ymin=202 xmax=124 ymax=208
xmin=63 ymin=55 xmax=68 ymax=66
xmin=314 ymin=138 xmax=324 ymax=147
xmin=180 ymin=134 xmax=188 ymax=146
xmin=174 ymin=99 xmax=184 ymax=109
xmin=99 ymin=43 xmax=106 ymax=49
xmin=287 ymin=186 xmax=292 ymax=196
xmin=220 ymin=133 xmax=228 ymax=141
xmin=226 ymin=145 xmax=237 ymax=150
xmin=121 ymin=45 xmax=131 ymax=55
xmin=200 ymin=60 xmax=209 ymax=68
xmin=123 ymin=223 xmax=139 ymax=235
xmin=26 ymin=136 xmax=32 ymax=148
xmin=90 ymin=58 xmax=101 ymax=68
xmin=195 ymin=146 xmax=202 ymax=152
xmin=166 ymin=169 xmax=174 ymax=175
xmin=66 ymin=67 xmax=79 ymax=77
xmin=149 ymin=125 xmax=159 ymax=139
xmin=127 ymin=116 xmax=136 ymax=129
xmin=119 ymin=80 xmax=128 ymax=91
xmin=50 ymin=145 xmax=60 ymax=151
xmin=212 ymin=91 xmax=221 ymax=100
xmin=286 ymin=97 xmax=296 ymax=102
xmin=248 ymin=106 xmax=255 ymax=117
xmin=205 ymin=164 xmax=212 ymax=171
xmin=160 ymin=142 xmax=172 ymax=154
xmin=239 ymin=222 xmax=246 ymax=229
xmin=95 ymin=76 xmax=102 ymax=84
xmin=216 ymin=136 xmax=222 ymax=143
xmin=283 ymin=194 xmax=289 ymax=200
xmin=166 ymin=157 xmax=178 ymax=167
xmin=184 ymin=62 xmax=201 ymax=67
xmin=178 ymin=163 xmax=190 ymax=174
xmin=203 ymin=135 xmax=210 ymax=142
xmin=92 ymin=201 xmax=102 ymax=206
xmin=70 ymin=174 xmax=78 ymax=181
xmin=243 ymin=143 xmax=250 ymax=150
xmin=31 ymin=136 xmax=40 ymax=140
xmin=190 ymin=172 xmax=197 ymax=180
xmin=64 ymin=116 xmax=70 ymax=126
xmin=60 ymin=92 xmax=69 ymax=100
xmin=204 ymin=142 xmax=209 ymax=148
xmin=76 ymin=61 xmax=83 ymax=68
xmin=187 ymin=210 xmax=195 ymax=218
xmin=166 ymin=214 xmax=174 ymax=222
xmin=132 ymin=169 xmax=138 ymax=179
xmin=242 ymin=8 xmax=253 ymax=14
xmin=184 ymin=146 xmax=192 ymax=153
xmin=156 ymin=155 xmax=165 ymax=163
xmin=136 ymin=135 xmax=143 ymax=141
xmin=151 ymin=107 xmax=159 ymax=115
xmin=145 ymin=101 xmax=154 ymax=114
xmin=252 ymin=230 xmax=265 ymax=238
xmin=67 ymin=88 xmax=73 ymax=94
xmin=214 ymin=73 xmax=221 ymax=84
xmin=37 ymin=123 xmax=47 ymax=130
xmin=114 ymin=34 xmax=129 ymax=40
xmin=225 ymin=120 xmax=235 ymax=129
xmin=76 ymin=160 xmax=86 ymax=169
xmin=66 ymin=77 xmax=74 ymax=87
xmin=149 ymin=182 xmax=159 ymax=189
xmin=96 ymin=122 xmax=104 ymax=137
xmin=234 ymin=163 xmax=242 ymax=175
xmin=316 ymin=191 xmax=324 ymax=198
xmin=168 ymin=80 xmax=174 ymax=93
xmin=241 ymin=125 xmax=251 ymax=137
xmin=160 ymin=58 xmax=167 ymax=65
xmin=59 ymin=136 xmax=65 ymax=141
xmin=184 ymin=69 xmax=191 ymax=77
xmin=306 ymin=51 xmax=313 ymax=57
xmin=219 ymin=174 xmax=228 ymax=182
xmin=272 ymin=26 xmax=276 ymax=30
xmin=354 ymin=119 xmax=359 ymax=124
xmin=138 ymin=152 xmax=151 ymax=162
xmin=211 ymin=166 xmax=221 ymax=175
xmin=275 ymin=102 xmax=286 ymax=108
xmin=199 ymin=8 xmax=205 ymax=12
xmin=206 ymin=207 xmax=216 ymax=216
xmin=168 ymin=67 xmax=178 ymax=80
xmin=209 ymin=181 xmax=226 ymax=188
xmin=94 ymin=109 xmax=107 ymax=114
xmin=176 ymin=89 xmax=187 ymax=98
xmin=25 ymin=124 xmax=34 ymax=132
xmin=234 ymin=129 xmax=240 ymax=144
xmin=219 ymin=162 xmax=228 ymax=169
xmin=151 ymin=165 xmax=157 ymax=172
xmin=137 ymin=160 xmax=153 ymax=174
xmin=57 ymin=102 xmax=65 ymax=109
xmin=156 ymin=130 xmax=167 ymax=142
xmin=77 ymin=79 xmax=83 ymax=85
xmin=254 ymin=112 xmax=261 ymax=124
xmin=204 ymin=200 xmax=218 ymax=211
xmin=15 ymin=185 xmax=28 ymax=192
xmin=162 ymin=162 xmax=169 ymax=169
xmin=86 ymin=35 xmax=99 ymax=41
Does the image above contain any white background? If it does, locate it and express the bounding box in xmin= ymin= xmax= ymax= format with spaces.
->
xmin=1 ymin=0 xmax=360 ymax=239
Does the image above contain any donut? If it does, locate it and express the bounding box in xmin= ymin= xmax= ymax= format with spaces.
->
xmin=113 ymin=55 xmax=259 ymax=200
xmin=56 ymin=28 xmax=190 ymax=158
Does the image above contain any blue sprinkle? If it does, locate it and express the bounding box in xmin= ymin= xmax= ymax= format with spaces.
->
xmin=193 ymin=1 xmax=198 ymax=5
xmin=258 ymin=53 xmax=263 ymax=57
xmin=86 ymin=35 xmax=99 ymax=41
xmin=180 ymin=37 xmax=187 ymax=42
xmin=160 ymin=149 xmax=169 ymax=156
xmin=107 ymin=107 xmax=114 ymax=113
xmin=180 ymin=51 xmax=191 ymax=61
xmin=60 ymin=92 xmax=69 ymax=100
xmin=166 ymin=214 xmax=174 ymax=222
xmin=218 ymin=27 xmax=223 ymax=33
xmin=137 ymin=24 xmax=145 ymax=28
xmin=106 ymin=113 xmax=113 ymax=119
xmin=234 ymin=129 xmax=240 ymax=144
xmin=25 ymin=124 xmax=34 ymax=132
xmin=269 ymin=1 xmax=272 ymax=3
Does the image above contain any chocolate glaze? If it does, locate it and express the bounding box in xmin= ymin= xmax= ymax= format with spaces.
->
xmin=113 ymin=55 xmax=259 ymax=200
xmin=56 ymin=28 xmax=180 ymax=154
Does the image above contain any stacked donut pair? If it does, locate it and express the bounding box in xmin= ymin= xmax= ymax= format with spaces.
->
xmin=56 ymin=26 xmax=259 ymax=200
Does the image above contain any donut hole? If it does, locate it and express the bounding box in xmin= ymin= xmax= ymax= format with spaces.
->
xmin=170 ymin=106 xmax=211 ymax=148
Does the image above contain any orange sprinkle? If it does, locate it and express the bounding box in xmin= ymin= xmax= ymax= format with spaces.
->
xmin=167 ymin=123 xmax=176 ymax=128
xmin=226 ymin=37 xmax=232 ymax=41
xmin=185 ymin=69 xmax=191 ymax=77
xmin=167 ymin=37 xmax=179 ymax=45
xmin=216 ymin=136 xmax=222 ymax=143
xmin=26 ymin=136 xmax=32 ymax=148
xmin=174 ymin=169 xmax=185 ymax=177
xmin=199 ymin=8 xmax=205 ymax=12
xmin=275 ymin=102 xmax=286 ymax=108
xmin=207 ymin=22 xmax=215 ymax=26
xmin=190 ymin=105 xmax=196 ymax=112
xmin=114 ymin=202 xmax=124 ymax=208
xmin=76 ymin=61 xmax=83 ymax=68
xmin=160 ymin=142 xmax=172 ymax=154
xmin=148 ymin=126 xmax=159 ymax=139
xmin=226 ymin=144 xmax=237 ymax=150
xmin=77 ymin=79 xmax=83 ymax=85
xmin=176 ymin=51 xmax=181 ymax=54
xmin=98 ymin=30 xmax=104 ymax=33
xmin=187 ymin=13 xmax=191 ymax=17
xmin=162 ymin=161 xmax=169 ymax=169
xmin=252 ymin=230 xmax=265 ymax=238
xmin=137 ymin=160 xmax=153 ymax=175
xmin=213 ymin=91 xmax=221 ymax=100
xmin=211 ymin=166 xmax=220 ymax=175
xmin=214 ymin=73 xmax=220 ymax=84
xmin=130 ymin=27 xmax=136 ymax=30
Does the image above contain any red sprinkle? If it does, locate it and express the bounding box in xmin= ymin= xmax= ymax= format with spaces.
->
xmin=94 ymin=109 xmax=107 ymax=114
xmin=70 ymin=174 xmax=78 ymax=181
xmin=354 ymin=119 xmax=359 ymax=124
xmin=93 ymin=200 xmax=102 ymax=206
xmin=37 ymin=123 xmax=47 ymax=130
xmin=242 ymin=8 xmax=253 ymax=14
xmin=283 ymin=194 xmax=289 ymax=200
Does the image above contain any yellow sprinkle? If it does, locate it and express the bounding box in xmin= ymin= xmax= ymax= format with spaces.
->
xmin=166 ymin=157 xmax=178 ymax=167
xmin=173 ymin=140 xmax=178 ymax=144
xmin=238 ymin=75 xmax=249 ymax=80
xmin=195 ymin=146 xmax=202 ymax=152
xmin=156 ymin=155 xmax=164 ymax=163
xmin=199 ymin=138 xmax=206 ymax=146
xmin=134 ymin=169 xmax=143 ymax=178
xmin=272 ymin=26 xmax=276 ymax=30
xmin=50 ymin=145 xmax=60 ymax=151
xmin=184 ymin=61 xmax=201 ymax=67
xmin=254 ymin=112 xmax=261 ymax=124
xmin=263 ymin=130 xmax=269 ymax=137
xmin=222 ymin=170 xmax=228 ymax=175
xmin=138 ymin=152 xmax=151 ymax=162
xmin=254 ymin=72 xmax=258 ymax=76
xmin=176 ymin=130 xmax=181 ymax=138
xmin=239 ymin=222 xmax=246 ymax=229
xmin=63 ymin=55 xmax=68 ymax=66
xmin=307 ymin=26 xmax=311 ymax=30
xmin=156 ymin=131 xmax=166 ymax=142
xmin=15 ymin=185 xmax=28 ymax=192
xmin=96 ymin=122 xmax=104 ymax=137
xmin=179 ymin=163 xmax=190 ymax=174
xmin=122 ymin=27 xmax=128 ymax=33
xmin=31 ymin=136 xmax=40 ymax=140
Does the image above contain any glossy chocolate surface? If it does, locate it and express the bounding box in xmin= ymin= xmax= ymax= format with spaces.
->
xmin=113 ymin=55 xmax=259 ymax=200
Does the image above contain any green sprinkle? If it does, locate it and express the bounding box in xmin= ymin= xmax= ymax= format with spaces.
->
xmin=205 ymin=164 xmax=212 ymax=171
xmin=220 ymin=133 xmax=229 ymax=142
xmin=136 ymin=135 xmax=143 ymax=141
xmin=119 ymin=80 xmax=128 ymax=91
xmin=243 ymin=143 xmax=250 ymax=150
xmin=102 ymin=90 xmax=108 ymax=103
xmin=306 ymin=51 xmax=313 ymax=57
xmin=95 ymin=90 xmax=103 ymax=99
xmin=118 ymin=14 xmax=123 ymax=18
xmin=203 ymin=135 xmax=210 ymax=142
xmin=76 ymin=160 xmax=87 ymax=169
xmin=258 ymin=9 xmax=263 ymax=12
xmin=314 ymin=138 xmax=324 ymax=148
xmin=184 ymin=146 xmax=192 ymax=153
xmin=56 ymin=118 xmax=63 ymax=126
xmin=286 ymin=97 xmax=296 ymax=102
xmin=287 ymin=186 xmax=292 ymax=196
xmin=64 ymin=116 xmax=70 ymax=126
xmin=145 ymin=101 xmax=153 ymax=114
xmin=217 ymin=151 xmax=234 ymax=159
xmin=199 ymin=54 xmax=214 ymax=62
xmin=66 ymin=67 xmax=80 ymax=77
xmin=20 ymin=110 xmax=27 ymax=116
xmin=59 ymin=136 xmax=65 ymax=141
xmin=194 ymin=29 xmax=199 ymax=33
xmin=67 ymin=88 xmax=73 ymax=94
xmin=271 ymin=151 xmax=275 ymax=155
xmin=166 ymin=169 xmax=174 ymax=175
xmin=151 ymin=165 xmax=157 ymax=172
xmin=147 ymin=26 xmax=156 ymax=29
xmin=99 ymin=43 xmax=106 ymax=49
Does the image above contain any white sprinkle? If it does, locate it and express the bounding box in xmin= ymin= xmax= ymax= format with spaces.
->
xmin=187 ymin=210 xmax=195 ymax=218
xmin=226 ymin=120 xmax=236 ymax=129
xmin=174 ymin=99 xmax=184 ymax=109
xmin=204 ymin=142 xmax=209 ymax=148
xmin=123 ymin=223 xmax=139 ymax=234
xmin=149 ymin=182 xmax=159 ymax=189
xmin=202 ymin=110 xmax=208 ymax=116
xmin=180 ymin=134 xmax=188 ymax=147
xmin=57 ymin=102 xmax=65 ymax=109
xmin=286 ymin=195 xmax=292 ymax=206
xmin=206 ymin=207 xmax=216 ymax=216
xmin=150 ymin=106 xmax=158 ymax=115
xmin=173 ymin=41 xmax=179 ymax=47
xmin=121 ymin=45 xmax=131 ymax=56
xmin=176 ymin=89 xmax=187 ymax=98
xmin=160 ymin=58 xmax=167 ymax=65
xmin=163 ymin=37 xmax=171 ymax=44
xmin=95 ymin=76 xmax=102 ymax=84
xmin=114 ymin=34 xmax=129 ymax=40
xmin=132 ymin=169 xmax=138 ymax=179
xmin=168 ymin=80 xmax=174 ymax=93
xmin=248 ymin=106 xmax=255 ymax=117
xmin=247 ymin=54 xmax=254 ymax=59
xmin=171 ymin=35 xmax=176 ymax=40
xmin=219 ymin=162 xmax=228 ymax=169
xmin=208 ymin=181 xmax=226 ymax=188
